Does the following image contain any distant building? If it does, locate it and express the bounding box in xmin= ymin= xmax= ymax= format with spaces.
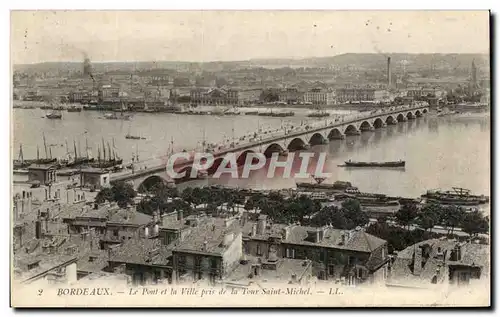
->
xmin=190 ymin=88 xmax=239 ymax=105
xmin=279 ymin=88 xmax=304 ymax=104
xmin=388 ymin=239 xmax=489 ymax=288
xmin=336 ymin=88 xmax=377 ymax=103
xmin=303 ymin=88 xmax=335 ymax=105
xmin=173 ymin=77 xmax=191 ymax=87
xmin=238 ymin=89 xmax=263 ymax=105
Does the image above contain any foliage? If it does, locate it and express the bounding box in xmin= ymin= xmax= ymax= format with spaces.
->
xmin=95 ymin=182 xmax=136 ymax=208
xmin=309 ymin=199 xmax=369 ymax=229
xmin=395 ymin=203 xmax=419 ymax=230
xmin=416 ymin=203 xmax=441 ymax=231
xmin=462 ymin=210 xmax=490 ymax=237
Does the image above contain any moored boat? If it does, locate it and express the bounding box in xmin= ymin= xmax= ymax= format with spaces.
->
xmin=343 ymin=160 xmax=405 ymax=168
xmin=421 ymin=187 xmax=489 ymax=205
xmin=46 ymin=110 xmax=63 ymax=119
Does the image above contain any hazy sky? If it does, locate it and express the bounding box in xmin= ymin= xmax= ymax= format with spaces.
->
xmin=11 ymin=11 xmax=490 ymax=64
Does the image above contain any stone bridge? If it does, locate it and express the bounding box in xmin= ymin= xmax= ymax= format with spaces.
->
xmin=111 ymin=105 xmax=429 ymax=192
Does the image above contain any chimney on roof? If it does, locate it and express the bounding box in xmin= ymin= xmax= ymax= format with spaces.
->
xmin=202 ymin=240 xmax=208 ymax=252
xmin=177 ymin=210 xmax=183 ymax=221
xmin=281 ymin=227 xmax=289 ymax=240
xmin=257 ymin=215 xmax=267 ymax=235
xmin=251 ymin=223 xmax=257 ymax=236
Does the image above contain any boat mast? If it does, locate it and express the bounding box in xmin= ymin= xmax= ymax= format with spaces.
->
xmin=85 ymin=137 xmax=89 ymax=159
xmin=49 ymin=146 xmax=53 ymax=159
xmin=43 ymin=133 xmax=48 ymax=159
xmin=107 ymin=142 xmax=112 ymax=161
xmin=102 ymin=138 xmax=106 ymax=162
xmin=73 ymin=140 xmax=78 ymax=160
xmin=18 ymin=144 xmax=24 ymax=163
xmin=37 ymin=146 xmax=40 ymax=160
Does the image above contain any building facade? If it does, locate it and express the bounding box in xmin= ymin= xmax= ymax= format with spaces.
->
xmin=242 ymin=215 xmax=388 ymax=285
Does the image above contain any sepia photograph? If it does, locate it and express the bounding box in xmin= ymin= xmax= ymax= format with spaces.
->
xmin=9 ymin=10 xmax=491 ymax=307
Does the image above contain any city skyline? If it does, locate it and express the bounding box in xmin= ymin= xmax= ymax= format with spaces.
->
xmin=11 ymin=11 xmax=490 ymax=65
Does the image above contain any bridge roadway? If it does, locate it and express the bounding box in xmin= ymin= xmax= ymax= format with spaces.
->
xmin=110 ymin=104 xmax=429 ymax=185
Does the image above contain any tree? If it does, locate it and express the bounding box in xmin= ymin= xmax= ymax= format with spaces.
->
xmin=440 ymin=205 xmax=466 ymax=235
xmin=310 ymin=206 xmax=355 ymax=229
xmin=395 ymin=203 xmax=419 ymax=230
xmin=462 ymin=210 xmax=489 ymax=237
xmin=417 ymin=203 xmax=441 ymax=232
xmin=95 ymin=182 xmax=136 ymax=208
xmin=341 ymin=199 xmax=369 ymax=228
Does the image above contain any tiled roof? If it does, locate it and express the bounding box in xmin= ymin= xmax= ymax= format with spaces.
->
xmin=389 ymin=239 xmax=490 ymax=286
xmin=107 ymin=209 xmax=152 ymax=226
xmin=243 ymin=221 xmax=386 ymax=253
xmin=109 ymin=238 xmax=172 ymax=267
xmin=224 ymin=255 xmax=312 ymax=285
xmin=173 ymin=218 xmax=241 ymax=255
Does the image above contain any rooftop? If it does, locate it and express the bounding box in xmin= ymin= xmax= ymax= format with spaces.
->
xmin=243 ymin=222 xmax=386 ymax=253
xmin=28 ymin=164 xmax=57 ymax=170
xmin=109 ymin=237 xmax=172 ymax=267
xmin=224 ymin=255 xmax=312 ymax=286
xmin=173 ymin=217 xmax=241 ymax=256
xmin=389 ymin=239 xmax=490 ymax=286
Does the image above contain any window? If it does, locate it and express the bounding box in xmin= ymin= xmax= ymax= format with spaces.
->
xmin=357 ymin=268 xmax=363 ymax=279
xmin=113 ymin=230 xmax=119 ymax=237
xmin=348 ymin=256 xmax=356 ymax=265
xmin=27 ymin=262 xmax=39 ymax=270
xmin=256 ymin=244 xmax=262 ymax=256
xmin=328 ymin=265 xmax=335 ymax=276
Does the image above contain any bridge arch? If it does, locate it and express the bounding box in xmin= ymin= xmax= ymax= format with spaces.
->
xmin=344 ymin=124 xmax=359 ymax=135
xmin=236 ymin=150 xmax=257 ymax=167
xmin=422 ymin=108 xmax=428 ymax=114
xmin=137 ymin=175 xmax=169 ymax=193
xmin=328 ymin=128 xmax=344 ymax=140
xmin=386 ymin=115 xmax=397 ymax=124
xmin=407 ymin=112 xmax=415 ymax=119
xmin=373 ymin=118 xmax=385 ymax=128
xmin=359 ymin=120 xmax=373 ymax=131
xmin=208 ymin=157 xmax=225 ymax=175
xmin=287 ymin=137 xmax=308 ymax=151
xmin=396 ymin=113 xmax=405 ymax=121
xmin=264 ymin=143 xmax=285 ymax=158
xmin=415 ymin=110 xmax=422 ymax=117
xmin=309 ymin=133 xmax=327 ymax=146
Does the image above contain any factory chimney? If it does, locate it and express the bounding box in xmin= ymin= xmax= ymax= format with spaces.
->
xmin=387 ymin=57 xmax=392 ymax=89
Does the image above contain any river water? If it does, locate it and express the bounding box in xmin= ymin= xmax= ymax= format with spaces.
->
xmin=12 ymin=106 xmax=490 ymax=203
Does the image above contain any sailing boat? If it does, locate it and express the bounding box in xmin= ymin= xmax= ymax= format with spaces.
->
xmin=65 ymin=139 xmax=95 ymax=168
xmin=35 ymin=134 xmax=57 ymax=164
xmin=90 ymin=138 xmax=122 ymax=168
